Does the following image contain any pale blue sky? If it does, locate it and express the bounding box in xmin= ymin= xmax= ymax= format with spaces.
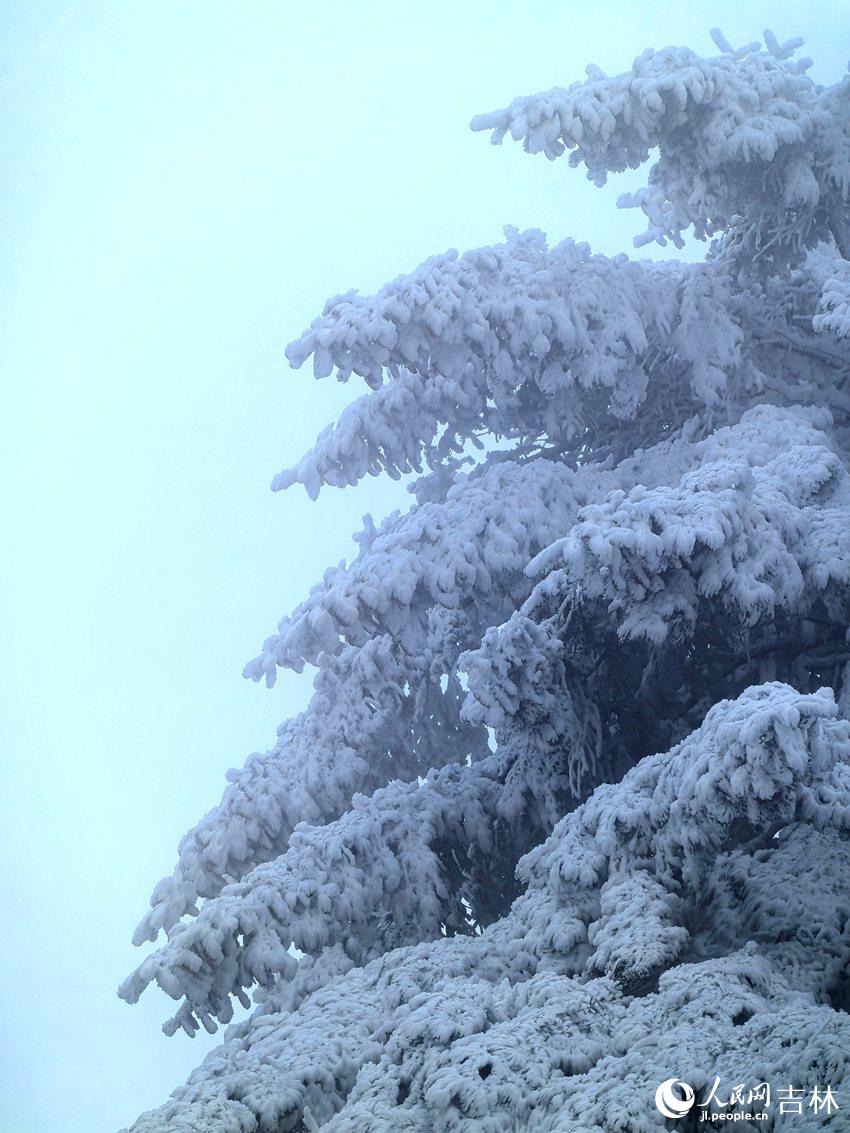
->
xmin=3 ymin=3 xmax=848 ymax=1131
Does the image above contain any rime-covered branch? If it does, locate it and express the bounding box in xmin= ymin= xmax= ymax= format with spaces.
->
xmin=124 ymin=28 xmax=850 ymax=1133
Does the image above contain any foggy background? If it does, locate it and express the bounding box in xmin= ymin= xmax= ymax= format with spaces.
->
xmin=3 ymin=3 xmax=848 ymax=1130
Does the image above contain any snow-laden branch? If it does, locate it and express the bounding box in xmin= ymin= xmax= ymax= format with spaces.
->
xmin=123 ymin=30 xmax=850 ymax=1133
xmin=529 ymin=435 xmax=849 ymax=644
xmin=133 ymin=404 xmax=849 ymax=951
xmin=124 ymin=683 xmax=850 ymax=1130
xmin=472 ymin=34 xmax=849 ymax=257
xmin=132 ymin=637 xmax=486 ymax=944
xmin=279 ymin=232 xmax=754 ymax=495
xmin=247 ymin=456 xmax=585 ymax=685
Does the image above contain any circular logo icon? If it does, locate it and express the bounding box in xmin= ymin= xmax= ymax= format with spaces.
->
xmin=655 ymin=1078 xmax=696 ymax=1119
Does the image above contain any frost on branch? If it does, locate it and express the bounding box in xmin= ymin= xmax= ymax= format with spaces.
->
xmin=278 ymin=234 xmax=754 ymax=495
xmin=124 ymin=28 xmax=850 ymax=1133
xmin=472 ymin=34 xmax=849 ymax=257
xmin=125 ymin=685 xmax=850 ymax=1130
xmin=138 ymin=396 xmax=850 ymax=965
xmin=133 ymin=636 xmax=487 ymax=945
xmin=814 ymin=257 xmax=850 ymax=338
xmin=247 ymin=457 xmax=588 ymax=687
xmin=463 ymin=404 xmax=850 ymax=769
xmin=527 ymin=423 xmax=850 ymax=645
xmin=135 ymin=457 xmax=589 ymax=942
xmin=121 ymin=762 xmax=504 ymax=1034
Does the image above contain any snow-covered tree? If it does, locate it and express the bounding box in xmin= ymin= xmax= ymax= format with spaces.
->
xmin=122 ymin=29 xmax=850 ymax=1132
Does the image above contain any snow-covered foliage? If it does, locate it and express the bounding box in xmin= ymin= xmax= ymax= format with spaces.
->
xmin=126 ymin=686 xmax=850 ymax=1130
xmin=472 ymin=30 xmax=850 ymax=258
xmin=123 ymin=29 xmax=850 ymax=1133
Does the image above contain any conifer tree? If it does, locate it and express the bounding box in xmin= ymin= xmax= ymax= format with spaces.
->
xmin=122 ymin=29 xmax=850 ymax=1131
